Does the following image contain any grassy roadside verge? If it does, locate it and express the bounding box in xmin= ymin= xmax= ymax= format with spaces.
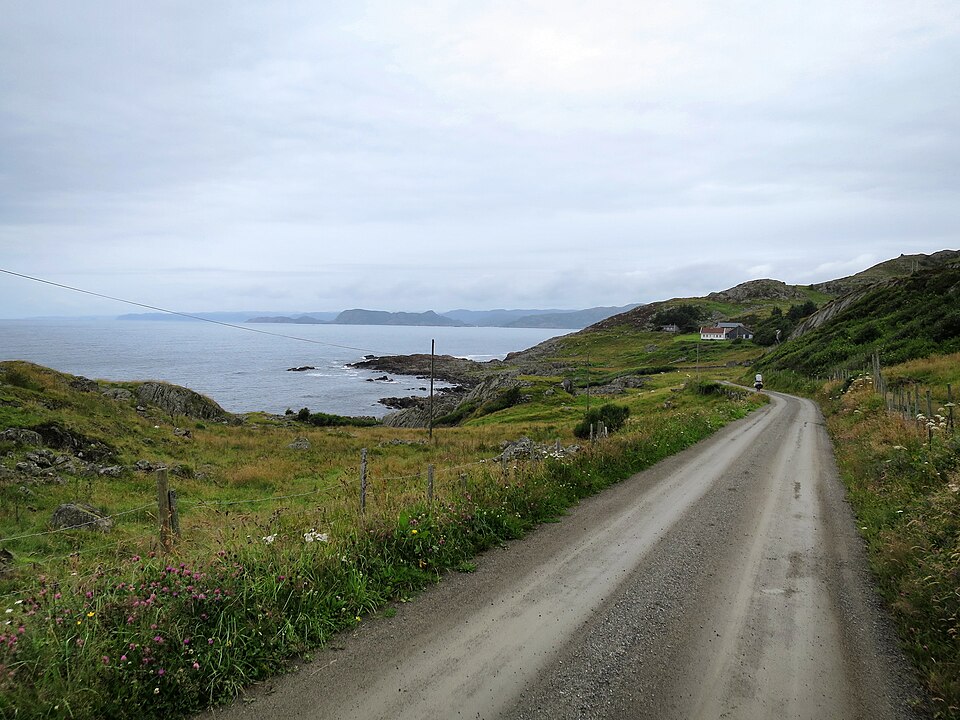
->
xmin=0 ymin=380 xmax=763 ymax=719
xmin=819 ymin=375 xmax=959 ymax=718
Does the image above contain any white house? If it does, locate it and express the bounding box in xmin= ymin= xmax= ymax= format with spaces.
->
xmin=700 ymin=323 xmax=754 ymax=341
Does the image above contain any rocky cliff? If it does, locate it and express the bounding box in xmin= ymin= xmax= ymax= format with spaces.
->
xmin=135 ymin=382 xmax=236 ymax=423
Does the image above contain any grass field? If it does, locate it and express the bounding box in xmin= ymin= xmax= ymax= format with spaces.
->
xmin=0 ymin=359 xmax=765 ymax=719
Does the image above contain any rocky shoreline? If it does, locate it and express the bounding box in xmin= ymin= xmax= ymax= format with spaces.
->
xmin=348 ymin=353 xmax=525 ymax=428
xmin=348 ymin=353 xmax=492 ymax=387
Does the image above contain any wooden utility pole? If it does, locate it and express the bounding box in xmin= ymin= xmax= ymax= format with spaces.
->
xmin=428 ymin=339 xmax=435 ymax=441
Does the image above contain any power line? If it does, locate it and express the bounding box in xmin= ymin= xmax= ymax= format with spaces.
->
xmin=0 ymin=267 xmax=386 ymax=355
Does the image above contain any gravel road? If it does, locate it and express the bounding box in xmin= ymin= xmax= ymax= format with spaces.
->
xmin=206 ymin=392 xmax=927 ymax=719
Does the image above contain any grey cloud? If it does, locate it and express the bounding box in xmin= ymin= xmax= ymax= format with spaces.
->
xmin=1 ymin=2 xmax=958 ymax=318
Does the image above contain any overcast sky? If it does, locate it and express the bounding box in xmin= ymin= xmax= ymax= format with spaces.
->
xmin=1 ymin=1 xmax=958 ymax=318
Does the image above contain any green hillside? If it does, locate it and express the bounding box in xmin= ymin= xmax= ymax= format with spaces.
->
xmin=757 ymin=261 xmax=960 ymax=377
xmin=811 ymin=249 xmax=960 ymax=296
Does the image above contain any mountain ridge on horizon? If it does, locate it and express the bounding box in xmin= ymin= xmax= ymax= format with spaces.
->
xmin=97 ymin=249 xmax=959 ymax=330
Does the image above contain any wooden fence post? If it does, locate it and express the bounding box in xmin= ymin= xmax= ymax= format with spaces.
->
xmin=360 ymin=448 xmax=368 ymax=514
xmin=947 ymin=384 xmax=954 ymax=432
xmin=156 ymin=469 xmax=172 ymax=552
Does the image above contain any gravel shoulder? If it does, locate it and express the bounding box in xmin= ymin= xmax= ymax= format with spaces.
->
xmin=204 ymin=392 xmax=927 ymax=720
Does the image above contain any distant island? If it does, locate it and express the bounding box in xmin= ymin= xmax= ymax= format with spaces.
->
xmin=119 ymin=305 xmax=642 ymax=330
xmin=244 ymin=304 xmax=641 ymax=330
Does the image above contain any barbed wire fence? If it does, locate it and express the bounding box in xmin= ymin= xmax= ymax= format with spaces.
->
xmin=0 ymin=436 xmax=580 ymax=572
xmin=865 ymin=352 xmax=955 ymax=439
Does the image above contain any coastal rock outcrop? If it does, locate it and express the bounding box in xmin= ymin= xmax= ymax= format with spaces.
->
xmin=349 ymin=354 xmax=486 ymax=386
xmin=29 ymin=422 xmax=116 ymax=462
xmin=1 ymin=428 xmax=43 ymax=447
xmin=50 ymin=503 xmax=113 ymax=532
xmin=380 ymin=391 xmax=465 ymax=428
xmin=69 ymin=376 xmax=101 ymax=393
xmin=380 ymin=373 xmax=525 ymax=428
xmin=135 ymin=381 xmax=236 ymax=423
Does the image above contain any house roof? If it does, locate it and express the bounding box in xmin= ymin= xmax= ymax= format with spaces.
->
xmin=700 ymin=325 xmax=754 ymax=336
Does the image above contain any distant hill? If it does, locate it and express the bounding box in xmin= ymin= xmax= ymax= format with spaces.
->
xmin=331 ymin=309 xmax=468 ymax=327
xmin=442 ymin=309 xmax=568 ymax=326
xmin=245 ymin=306 xmax=638 ymax=329
xmin=505 ymin=305 xmax=641 ymax=329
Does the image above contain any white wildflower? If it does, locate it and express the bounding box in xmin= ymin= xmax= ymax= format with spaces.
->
xmin=303 ymin=529 xmax=329 ymax=543
xmin=262 ymin=534 xmax=277 ymax=544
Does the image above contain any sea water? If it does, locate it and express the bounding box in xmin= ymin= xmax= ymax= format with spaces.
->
xmin=0 ymin=319 xmax=570 ymax=416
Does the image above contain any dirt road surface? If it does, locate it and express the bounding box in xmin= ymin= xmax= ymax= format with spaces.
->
xmin=207 ymin=392 xmax=926 ymax=719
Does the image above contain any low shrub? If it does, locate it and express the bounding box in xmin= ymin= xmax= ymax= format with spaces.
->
xmin=294 ymin=408 xmax=379 ymax=428
xmin=573 ymin=403 xmax=630 ymax=439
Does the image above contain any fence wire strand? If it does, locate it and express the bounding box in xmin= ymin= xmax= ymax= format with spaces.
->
xmin=0 ymin=503 xmax=155 ymax=544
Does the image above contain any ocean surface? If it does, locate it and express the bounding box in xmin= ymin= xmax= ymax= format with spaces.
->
xmin=0 ymin=319 xmax=571 ymax=416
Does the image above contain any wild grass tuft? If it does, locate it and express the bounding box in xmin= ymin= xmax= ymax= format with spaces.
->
xmin=820 ymin=372 xmax=959 ymax=717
